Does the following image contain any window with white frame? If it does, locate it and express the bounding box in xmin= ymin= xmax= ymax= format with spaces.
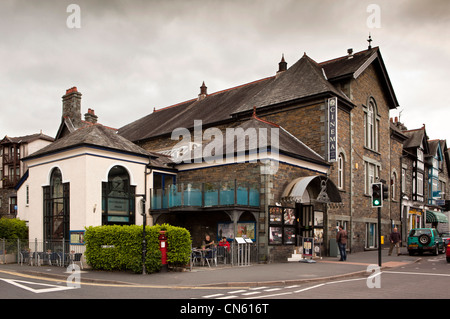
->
xmin=364 ymin=161 xmax=380 ymax=194
xmin=391 ymin=171 xmax=397 ymax=200
xmin=417 ymin=172 xmax=424 ymax=196
xmin=364 ymin=99 xmax=379 ymax=152
xmin=401 ymin=167 xmax=406 ymax=193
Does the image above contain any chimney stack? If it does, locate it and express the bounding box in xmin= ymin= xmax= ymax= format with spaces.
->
xmin=198 ymin=81 xmax=207 ymax=100
xmin=84 ymin=108 xmax=98 ymax=124
xmin=62 ymin=87 xmax=82 ymax=128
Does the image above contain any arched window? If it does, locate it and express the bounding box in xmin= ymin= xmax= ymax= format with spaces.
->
xmin=364 ymin=98 xmax=379 ymax=151
xmin=43 ymin=168 xmax=70 ymax=241
xmin=102 ymin=166 xmax=135 ymax=225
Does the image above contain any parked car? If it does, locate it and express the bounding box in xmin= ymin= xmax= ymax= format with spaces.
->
xmin=446 ymin=243 xmax=450 ymax=262
xmin=440 ymin=231 xmax=450 ymax=246
xmin=407 ymin=228 xmax=445 ymax=256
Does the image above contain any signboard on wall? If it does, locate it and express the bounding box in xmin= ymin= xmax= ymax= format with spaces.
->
xmin=70 ymin=230 xmax=85 ymax=245
xmin=327 ymin=97 xmax=338 ymax=162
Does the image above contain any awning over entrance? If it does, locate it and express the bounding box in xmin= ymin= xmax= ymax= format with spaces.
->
xmin=426 ymin=211 xmax=449 ymax=223
xmin=281 ymin=175 xmax=342 ymax=204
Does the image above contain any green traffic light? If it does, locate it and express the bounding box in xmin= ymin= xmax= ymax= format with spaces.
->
xmin=373 ymin=199 xmax=381 ymax=206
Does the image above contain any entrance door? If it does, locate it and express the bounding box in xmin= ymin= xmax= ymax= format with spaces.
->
xmin=298 ymin=204 xmax=314 ymax=238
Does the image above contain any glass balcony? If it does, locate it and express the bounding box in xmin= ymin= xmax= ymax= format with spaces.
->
xmin=150 ymin=180 xmax=260 ymax=210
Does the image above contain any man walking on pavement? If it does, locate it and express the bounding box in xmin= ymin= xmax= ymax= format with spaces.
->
xmin=336 ymin=225 xmax=348 ymax=261
xmin=388 ymin=227 xmax=401 ymax=256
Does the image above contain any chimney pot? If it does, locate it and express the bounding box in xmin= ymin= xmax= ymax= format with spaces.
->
xmin=84 ymin=108 xmax=98 ymax=124
xmin=66 ymin=86 xmax=78 ymax=95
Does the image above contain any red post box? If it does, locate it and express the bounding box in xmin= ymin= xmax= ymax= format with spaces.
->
xmin=159 ymin=231 xmax=168 ymax=266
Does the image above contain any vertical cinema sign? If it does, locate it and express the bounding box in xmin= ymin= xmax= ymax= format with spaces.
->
xmin=328 ymin=97 xmax=338 ymax=162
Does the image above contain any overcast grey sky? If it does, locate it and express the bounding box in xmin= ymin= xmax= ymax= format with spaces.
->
xmin=1 ymin=0 xmax=450 ymax=144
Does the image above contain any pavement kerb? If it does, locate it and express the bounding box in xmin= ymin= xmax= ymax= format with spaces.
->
xmin=2 ymin=256 xmax=422 ymax=289
xmin=2 ymin=268 xmax=138 ymax=286
xmin=197 ymin=257 xmax=423 ymax=288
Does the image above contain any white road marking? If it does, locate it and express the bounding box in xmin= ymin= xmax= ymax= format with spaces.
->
xmin=0 ymin=278 xmax=77 ymax=294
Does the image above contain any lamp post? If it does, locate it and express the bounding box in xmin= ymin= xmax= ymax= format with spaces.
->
xmin=137 ymin=195 xmax=146 ymax=275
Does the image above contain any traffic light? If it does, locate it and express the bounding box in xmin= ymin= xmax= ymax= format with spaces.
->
xmin=371 ymin=182 xmax=382 ymax=207
xmin=382 ymin=183 xmax=389 ymax=201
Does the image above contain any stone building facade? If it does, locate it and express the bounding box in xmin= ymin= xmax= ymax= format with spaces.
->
xmin=16 ymin=46 xmax=450 ymax=263
xmin=118 ymin=46 xmax=405 ymax=260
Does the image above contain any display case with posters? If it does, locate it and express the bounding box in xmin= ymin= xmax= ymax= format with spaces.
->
xmin=268 ymin=206 xmax=298 ymax=245
xmin=269 ymin=226 xmax=283 ymax=244
xmin=284 ymin=227 xmax=296 ymax=244
xmin=217 ymin=221 xmax=256 ymax=241
xmin=237 ymin=221 xmax=256 ymax=241
xmin=284 ymin=208 xmax=296 ymax=225
xmin=269 ymin=206 xmax=282 ymax=224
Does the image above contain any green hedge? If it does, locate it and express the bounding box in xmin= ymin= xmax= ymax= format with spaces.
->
xmin=84 ymin=224 xmax=191 ymax=273
xmin=0 ymin=218 xmax=28 ymax=240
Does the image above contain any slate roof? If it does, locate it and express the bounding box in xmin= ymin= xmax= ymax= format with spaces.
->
xmin=320 ymin=47 xmax=398 ymax=108
xmin=171 ymin=113 xmax=328 ymax=167
xmin=0 ymin=133 xmax=54 ymax=145
xmin=23 ymin=124 xmax=151 ymax=161
xmin=118 ymin=47 xmax=397 ymax=144
xmin=232 ymin=53 xmax=353 ymax=114
xmin=118 ymin=76 xmax=274 ymax=143
xmin=320 ymin=47 xmax=378 ymax=80
xmin=403 ymin=126 xmax=428 ymax=150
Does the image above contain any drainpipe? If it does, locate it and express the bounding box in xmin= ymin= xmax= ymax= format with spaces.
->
xmin=349 ymin=111 xmax=354 ymax=253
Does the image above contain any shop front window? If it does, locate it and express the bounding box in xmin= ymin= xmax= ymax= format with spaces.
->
xmin=102 ymin=166 xmax=135 ymax=225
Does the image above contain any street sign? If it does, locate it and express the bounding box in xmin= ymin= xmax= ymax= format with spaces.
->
xmin=302 ymin=237 xmax=313 ymax=257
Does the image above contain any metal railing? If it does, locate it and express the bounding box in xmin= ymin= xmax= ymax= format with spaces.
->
xmin=151 ymin=180 xmax=260 ymax=210
xmin=190 ymin=240 xmax=257 ymax=270
xmin=0 ymin=238 xmax=85 ymax=268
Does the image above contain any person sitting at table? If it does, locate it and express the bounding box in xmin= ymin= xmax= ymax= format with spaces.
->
xmin=202 ymin=234 xmax=215 ymax=249
xmin=218 ymin=236 xmax=230 ymax=251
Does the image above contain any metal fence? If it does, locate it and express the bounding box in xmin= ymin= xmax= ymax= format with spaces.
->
xmin=190 ymin=241 xmax=258 ymax=270
xmin=0 ymin=238 xmax=85 ymax=268
xmin=0 ymin=238 xmax=257 ymax=270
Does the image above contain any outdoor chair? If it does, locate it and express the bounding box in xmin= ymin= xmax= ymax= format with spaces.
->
xmin=203 ymin=248 xmax=217 ymax=267
xmin=216 ymin=246 xmax=227 ymax=264
xmin=19 ymin=251 xmax=30 ymax=266
xmin=37 ymin=252 xmax=50 ymax=266
xmin=191 ymin=250 xmax=202 ymax=266
xmin=72 ymin=252 xmax=83 ymax=269
xmin=49 ymin=252 xmax=61 ymax=266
